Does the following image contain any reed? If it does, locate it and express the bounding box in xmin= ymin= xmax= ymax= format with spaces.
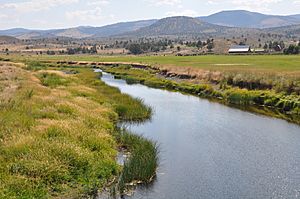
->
xmin=114 ymin=130 xmax=158 ymax=194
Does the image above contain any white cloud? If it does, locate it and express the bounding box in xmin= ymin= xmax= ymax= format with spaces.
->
xmin=207 ymin=0 xmax=284 ymax=12
xmin=293 ymin=0 xmax=300 ymax=4
xmin=166 ymin=9 xmax=199 ymax=17
xmin=87 ymin=0 xmax=110 ymax=7
xmin=146 ymin=0 xmax=182 ymax=6
xmin=66 ymin=0 xmax=111 ymax=23
xmin=0 ymin=14 xmax=9 ymax=20
xmin=0 ymin=0 xmax=79 ymax=13
xmin=66 ymin=7 xmax=102 ymax=21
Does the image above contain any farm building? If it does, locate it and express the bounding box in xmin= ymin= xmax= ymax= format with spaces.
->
xmin=251 ymin=48 xmax=265 ymax=53
xmin=228 ymin=45 xmax=251 ymax=53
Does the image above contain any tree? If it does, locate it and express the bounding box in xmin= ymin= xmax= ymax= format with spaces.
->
xmin=128 ymin=44 xmax=143 ymax=55
xmin=46 ymin=50 xmax=55 ymax=55
xmin=284 ymin=45 xmax=300 ymax=54
xmin=90 ymin=45 xmax=97 ymax=54
xmin=269 ymin=41 xmax=273 ymax=49
xmin=207 ymin=43 xmax=214 ymax=51
xmin=196 ymin=40 xmax=202 ymax=49
xmin=67 ymin=48 xmax=75 ymax=55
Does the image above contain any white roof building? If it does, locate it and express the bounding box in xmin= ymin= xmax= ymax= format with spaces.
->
xmin=228 ymin=45 xmax=251 ymax=53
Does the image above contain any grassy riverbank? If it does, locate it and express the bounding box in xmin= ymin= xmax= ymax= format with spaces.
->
xmin=101 ymin=65 xmax=300 ymax=124
xmin=0 ymin=61 xmax=156 ymax=198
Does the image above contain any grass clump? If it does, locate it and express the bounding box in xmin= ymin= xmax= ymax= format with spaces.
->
xmin=113 ymin=130 xmax=158 ymax=195
xmin=0 ymin=62 xmax=154 ymax=198
xmin=37 ymin=73 xmax=69 ymax=88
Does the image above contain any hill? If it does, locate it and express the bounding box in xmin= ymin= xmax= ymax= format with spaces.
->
xmin=199 ymin=10 xmax=300 ymax=28
xmin=0 ymin=36 xmax=19 ymax=44
xmin=266 ymin=24 xmax=300 ymax=37
xmin=121 ymin=16 xmax=231 ymax=37
xmin=1 ymin=10 xmax=300 ymax=39
xmin=0 ymin=20 xmax=157 ymax=39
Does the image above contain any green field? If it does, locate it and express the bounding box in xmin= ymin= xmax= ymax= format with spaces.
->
xmin=6 ymin=54 xmax=300 ymax=74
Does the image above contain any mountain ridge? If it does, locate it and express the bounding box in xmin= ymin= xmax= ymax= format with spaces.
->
xmin=1 ymin=10 xmax=300 ymax=39
xmin=199 ymin=10 xmax=300 ymax=28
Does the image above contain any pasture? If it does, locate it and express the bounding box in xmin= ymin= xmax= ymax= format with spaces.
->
xmin=6 ymin=54 xmax=300 ymax=73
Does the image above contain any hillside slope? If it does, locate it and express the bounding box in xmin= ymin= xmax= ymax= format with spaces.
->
xmin=199 ymin=10 xmax=300 ymax=28
xmin=121 ymin=16 xmax=231 ymax=37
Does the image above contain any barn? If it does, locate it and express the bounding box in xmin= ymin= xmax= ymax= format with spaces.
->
xmin=228 ymin=45 xmax=251 ymax=54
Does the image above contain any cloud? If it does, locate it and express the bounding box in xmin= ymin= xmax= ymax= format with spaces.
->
xmin=293 ymin=0 xmax=300 ymax=4
xmin=0 ymin=14 xmax=9 ymax=20
xmin=166 ymin=9 xmax=199 ymax=17
xmin=66 ymin=1 xmax=111 ymax=23
xmin=146 ymin=0 xmax=182 ymax=6
xmin=0 ymin=0 xmax=79 ymax=13
xmin=87 ymin=0 xmax=110 ymax=7
xmin=207 ymin=0 xmax=284 ymax=11
xmin=66 ymin=7 xmax=102 ymax=21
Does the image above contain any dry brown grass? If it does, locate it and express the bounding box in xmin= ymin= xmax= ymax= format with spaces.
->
xmin=0 ymin=62 xmax=23 ymax=102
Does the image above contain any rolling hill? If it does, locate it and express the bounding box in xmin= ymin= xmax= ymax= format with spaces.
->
xmin=267 ymin=24 xmax=300 ymax=37
xmin=120 ymin=16 xmax=231 ymax=37
xmin=1 ymin=10 xmax=300 ymax=39
xmin=0 ymin=19 xmax=157 ymax=39
xmin=199 ymin=10 xmax=300 ymax=28
xmin=0 ymin=36 xmax=19 ymax=44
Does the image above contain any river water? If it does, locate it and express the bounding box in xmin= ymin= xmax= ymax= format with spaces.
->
xmin=101 ymin=72 xmax=300 ymax=199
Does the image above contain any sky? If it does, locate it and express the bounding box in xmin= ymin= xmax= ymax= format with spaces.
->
xmin=0 ymin=0 xmax=300 ymax=30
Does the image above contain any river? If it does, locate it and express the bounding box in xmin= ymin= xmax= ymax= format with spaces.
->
xmin=101 ymin=71 xmax=300 ymax=199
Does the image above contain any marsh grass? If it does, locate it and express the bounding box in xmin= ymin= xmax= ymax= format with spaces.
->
xmin=0 ymin=61 xmax=154 ymax=198
xmin=102 ymin=65 xmax=300 ymax=124
xmin=37 ymin=72 xmax=69 ymax=88
xmin=112 ymin=130 xmax=158 ymax=195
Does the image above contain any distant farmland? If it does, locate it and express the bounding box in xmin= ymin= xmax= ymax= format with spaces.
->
xmin=16 ymin=54 xmax=300 ymax=73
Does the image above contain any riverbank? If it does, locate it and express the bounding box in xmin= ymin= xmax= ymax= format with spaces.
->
xmin=3 ymin=54 xmax=299 ymax=123
xmin=99 ymin=64 xmax=300 ymax=124
xmin=100 ymin=67 xmax=300 ymax=199
xmin=0 ymin=61 xmax=157 ymax=198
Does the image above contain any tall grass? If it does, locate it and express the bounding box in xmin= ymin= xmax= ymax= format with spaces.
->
xmin=112 ymin=129 xmax=158 ymax=195
xmin=37 ymin=73 xmax=69 ymax=88
xmin=0 ymin=62 xmax=155 ymax=198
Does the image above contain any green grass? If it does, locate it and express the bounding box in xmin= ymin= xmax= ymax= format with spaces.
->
xmin=7 ymin=54 xmax=300 ymax=72
xmin=113 ymin=130 xmax=158 ymax=195
xmin=37 ymin=73 xmax=69 ymax=88
xmin=0 ymin=61 xmax=154 ymax=198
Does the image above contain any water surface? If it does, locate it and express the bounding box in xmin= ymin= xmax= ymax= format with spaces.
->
xmin=101 ymin=72 xmax=300 ymax=199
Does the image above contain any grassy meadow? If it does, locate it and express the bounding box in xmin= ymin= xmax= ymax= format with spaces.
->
xmin=0 ymin=60 xmax=156 ymax=198
xmin=5 ymin=54 xmax=300 ymax=72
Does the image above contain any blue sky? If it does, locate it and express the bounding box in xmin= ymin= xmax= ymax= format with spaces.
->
xmin=0 ymin=0 xmax=300 ymax=29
